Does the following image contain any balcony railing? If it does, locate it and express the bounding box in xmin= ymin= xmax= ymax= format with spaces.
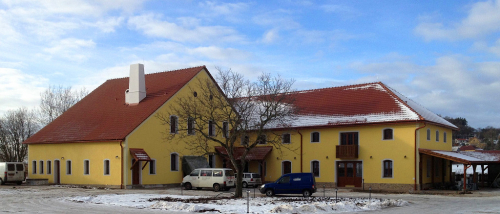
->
xmin=336 ymin=145 xmax=358 ymax=159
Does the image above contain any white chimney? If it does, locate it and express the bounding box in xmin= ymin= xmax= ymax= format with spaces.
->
xmin=125 ymin=63 xmax=146 ymax=105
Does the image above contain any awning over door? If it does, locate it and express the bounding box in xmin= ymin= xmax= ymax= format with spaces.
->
xmin=130 ymin=148 xmax=152 ymax=170
xmin=215 ymin=146 xmax=273 ymax=161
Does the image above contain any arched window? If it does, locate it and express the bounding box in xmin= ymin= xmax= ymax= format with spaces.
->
xmin=282 ymin=161 xmax=292 ymax=175
xmin=383 ymin=128 xmax=393 ymax=140
xmin=444 ymin=132 xmax=447 ymax=143
xmin=383 ymin=160 xmax=393 ymax=178
xmin=311 ymin=160 xmax=320 ymax=177
xmin=170 ymin=116 xmax=178 ymax=134
xmin=426 ymin=129 xmax=431 ymax=141
xmin=436 ymin=130 xmax=439 ymax=142
xmin=171 ymin=153 xmax=179 ymax=171
xmin=311 ymin=132 xmax=320 ymax=143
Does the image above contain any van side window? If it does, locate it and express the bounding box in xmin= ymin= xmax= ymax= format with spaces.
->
xmin=190 ymin=170 xmax=200 ymax=176
xmin=278 ymin=176 xmax=290 ymax=184
xmin=201 ymin=170 xmax=212 ymax=176
xmin=213 ymin=170 xmax=223 ymax=177
xmin=224 ymin=170 xmax=234 ymax=177
xmin=7 ymin=164 xmax=15 ymax=171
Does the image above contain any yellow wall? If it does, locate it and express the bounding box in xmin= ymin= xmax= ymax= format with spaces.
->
xmin=27 ymin=142 xmax=121 ymax=185
xmin=419 ymin=124 xmax=453 ymax=151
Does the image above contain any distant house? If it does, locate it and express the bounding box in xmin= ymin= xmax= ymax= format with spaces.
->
xmin=455 ymin=138 xmax=468 ymax=146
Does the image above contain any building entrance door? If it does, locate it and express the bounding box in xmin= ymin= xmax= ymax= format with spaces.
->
xmin=337 ymin=161 xmax=362 ymax=187
xmin=132 ymin=159 xmax=140 ymax=185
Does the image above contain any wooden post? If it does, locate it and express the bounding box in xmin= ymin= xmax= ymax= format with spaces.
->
xmin=472 ymin=165 xmax=477 ymax=187
xmin=481 ymin=165 xmax=485 ymax=187
xmin=463 ymin=164 xmax=467 ymax=193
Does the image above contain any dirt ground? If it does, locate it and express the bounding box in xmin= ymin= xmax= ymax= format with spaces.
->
xmin=1 ymin=184 xmax=499 ymax=213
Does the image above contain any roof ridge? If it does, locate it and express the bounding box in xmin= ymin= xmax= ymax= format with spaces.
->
xmin=295 ymin=81 xmax=381 ymax=93
xmin=106 ymin=65 xmax=206 ymax=81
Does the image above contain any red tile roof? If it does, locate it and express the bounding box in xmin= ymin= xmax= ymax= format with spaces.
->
xmin=24 ymin=66 xmax=206 ymax=144
xmin=215 ymin=146 xmax=273 ymax=161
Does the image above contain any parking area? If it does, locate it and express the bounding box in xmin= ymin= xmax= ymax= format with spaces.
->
xmin=1 ymin=184 xmax=500 ymax=213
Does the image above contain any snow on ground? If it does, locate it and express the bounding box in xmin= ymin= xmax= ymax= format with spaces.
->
xmin=64 ymin=194 xmax=408 ymax=213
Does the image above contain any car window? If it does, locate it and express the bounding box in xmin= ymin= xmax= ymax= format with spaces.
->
xmin=201 ymin=170 xmax=212 ymax=176
xmin=277 ymin=176 xmax=290 ymax=184
xmin=7 ymin=164 xmax=15 ymax=171
xmin=244 ymin=174 xmax=251 ymax=178
xmin=190 ymin=170 xmax=200 ymax=176
xmin=16 ymin=164 xmax=24 ymax=171
xmin=213 ymin=170 xmax=223 ymax=177
xmin=225 ymin=170 xmax=234 ymax=177
xmin=252 ymin=173 xmax=260 ymax=178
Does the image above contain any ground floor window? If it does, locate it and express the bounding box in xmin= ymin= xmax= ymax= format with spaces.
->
xmin=104 ymin=160 xmax=110 ymax=175
xmin=32 ymin=160 xmax=37 ymax=174
xmin=383 ymin=160 xmax=393 ymax=178
xmin=47 ymin=160 xmax=52 ymax=174
xmin=66 ymin=160 xmax=72 ymax=175
xmin=171 ymin=153 xmax=179 ymax=171
xmin=208 ymin=154 xmax=215 ymax=168
xmin=311 ymin=160 xmax=320 ymax=177
xmin=39 ymin=160 xmax=44 ymax=174
xmin=259 ymin=161 xmax=267 ymax=176
xmin=149 ymin=159 xmax=156 ymax=175
xmin=282 ymin=161 xmax=291 ymax=175
xmin=84 ymin=160 xmax=90 ymax=175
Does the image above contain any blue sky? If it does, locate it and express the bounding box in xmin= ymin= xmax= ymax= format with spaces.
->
xmin=1 ymin=0 xmax=500 ymax=128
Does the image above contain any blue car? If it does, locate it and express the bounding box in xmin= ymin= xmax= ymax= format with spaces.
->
xmin=259 ymin=173 xmax=317 ymax=197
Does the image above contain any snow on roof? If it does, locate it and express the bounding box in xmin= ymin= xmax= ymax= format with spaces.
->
xmin=433 ymin=151 xmax=483 ymax=161
xmin=433 ymin=150 xmax=500 ymax=162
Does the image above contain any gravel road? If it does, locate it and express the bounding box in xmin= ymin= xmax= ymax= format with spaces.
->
xmin=1 ymin=184 xmax=499 ymax=213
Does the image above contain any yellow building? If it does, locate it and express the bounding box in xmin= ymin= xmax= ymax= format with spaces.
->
xmin=24 ymin=64 xmax=458 ymax=191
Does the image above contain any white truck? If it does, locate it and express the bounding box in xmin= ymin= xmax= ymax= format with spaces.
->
xmin=0 ymin=162 xmax=25 ymax=185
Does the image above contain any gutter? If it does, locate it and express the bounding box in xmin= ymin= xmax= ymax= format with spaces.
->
xmin=414 ymin=122 xmax=426 ymax=191
xmin=120 ymin=140 xmax=124 ymax=189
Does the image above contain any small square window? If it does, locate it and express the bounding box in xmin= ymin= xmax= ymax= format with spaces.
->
xmin=282 ymin=133 xmax=291 ymax=144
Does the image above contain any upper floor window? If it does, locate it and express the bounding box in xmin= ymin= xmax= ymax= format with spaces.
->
xmin=311 ymin=132 xmax=320 ymax=143
xmin=208 ymin=120 xmax=215 ymax=136
xmin=282 ymin=133 xmax=291 ymax=144
xmin=341 ymin=132 xmax=358 ymax=145
xmin=383 ymin=128 xmax=393 ymax=140
xmin=426 ymin=129 xmax=431 ymax=141
xmin=311 ymin=161 xmax=320 ymax=177
xmin=383 ymin=160 xmax=393 ymax=178
xmin=436 ymin=130 xmax=439 ymax=142
xmin=257 ymin=135 xmax=267 ymax=144
xmin=170 ymin=116 xmax=178 ymax=134
xmin=171 ymin=153 xmax=179 ymax=171
xmin=444 ymin=132 xmax=447 ymax=143
xmin=222 ymin=122 xmax=229 ymax=138
xmin=187 ymin=117 xmax=195 ymax=135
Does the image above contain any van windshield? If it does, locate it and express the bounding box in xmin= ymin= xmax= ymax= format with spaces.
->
xmin=224 ymin=170 xmax=234 ymax=177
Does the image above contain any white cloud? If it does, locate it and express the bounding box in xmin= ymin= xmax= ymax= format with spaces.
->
xmin=199 ymin=1 xmax=248 ymax=16
xmin=127 ymin=13 xmax=243 ymax=43
xmin=43 ymin=38 xmax=96 ymax=62
xmin=262 ymin=29 xmax=279 ymax=44
xmin=415 ymin=0 xmax=500 ymax=41
xmin=0 ymin=68 xmax=47 ymax=115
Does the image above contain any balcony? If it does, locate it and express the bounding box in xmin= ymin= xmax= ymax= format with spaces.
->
xmin=336 ymin=145 xmax=358 ymax=159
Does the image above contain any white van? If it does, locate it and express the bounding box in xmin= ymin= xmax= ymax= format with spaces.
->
xmin=182 ymin=168 xmax=235 ymax=192
xmin=0 ymin=162 xmax=25 ymax=185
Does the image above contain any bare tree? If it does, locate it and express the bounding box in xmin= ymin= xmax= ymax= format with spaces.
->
xmin=0 ymin=108 xmax=39 ymax=162
xmin=38 ymin=85 xmax=88 ymax=126
xmin=157 ymin=67 xmax=297 ymax=197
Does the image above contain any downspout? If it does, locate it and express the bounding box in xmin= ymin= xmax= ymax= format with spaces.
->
xmin=298 ymin=130 xmax=303 ymax=173
xmin=414 ymin=122 xmax=426 ymax=191
xmin=120 ymin=140 xmax=124 ymax=189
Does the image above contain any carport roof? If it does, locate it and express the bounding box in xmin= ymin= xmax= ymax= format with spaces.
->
xmin=419 ymin=149 xmax=500 ymax=165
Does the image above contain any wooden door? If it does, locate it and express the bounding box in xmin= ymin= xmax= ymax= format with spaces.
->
xmin=337 ymin=161 xmax=362 ymax=187
xmin=54 ymin=160 xmax=60 ymax=184
xmin=132 ymin=159 xmax=140 ymax=185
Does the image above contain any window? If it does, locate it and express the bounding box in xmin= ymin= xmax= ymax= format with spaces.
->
xmin=426 ymin=157 xmax=431 ymax=177
xmin=171 ymin=153 xmax=179 ymax=171
xmin=149 ymin=159 xmax=156 ymax=175
xmin=244 ymin=162 xmax=249 ymax=172
xmin=282 ymin=133 xmax=291 ymax=144
xmin=426 ymin=129 xmax=431 ymax=141
xmin=436 ymin=130 xmax=439 ymax=142
xmin=257 ymin=134 xmax=267 ymax=144
xmin=241 ymin=135 xmax=249 ymax=145
xmin=104 ymin=160 xmax=110 ymax=175
xmin=40 ymin=160 xmax=44 ymax=174
xmin=222 ymin=122 xmax=229 ymax=138
xmin=201 ymin=170 xmax=212 ymax=176
xmin=341 ymin=132 xmax=359 ymax=145
xmin=208 ymin=120 xmax=215 ymax=136
xmin=7 ymin=164 xmax=15 ymax=171
xmin=170 ymin=116 xmax=178 ymax=134
xmin=83 ymin=160 xmax=90 ymax=175
xmin=311 ymin=132 xmax=320 ymax=143
xmin=208 ymin=154 xmax=215 ymax=168
xmin=66 ymin=160 xmax=72 ymax=175
xmin=213 ymin=170 xmax=223 ymax=177
xmin=383 ymin=129 xmax=393 ymax=140
xmin=277 ymin=175 xmax=290 ymax=184
xmin=282 ymin=161 xmax=291 ymax=175
xmin=383 ymin=160 xmax=393 ymax=178
xmin=32 ymin=160 xmax=37 ymax=174
xmin=311 ymin=161 xmax=320 ymax=177
xmin=47 ymin=160 xmax=52 ymax=174
xmin=338 ymin=163 xmax=345 ymax=177
xmin=187 ymin=118 xmax=195 ymax=135
xmin=356 ymin=162 xmax=363 ymax=177
xmin=190 ymin=169 xmax=200 ymax=176
xmin=444 ymin=132 xmax=447 ymax=143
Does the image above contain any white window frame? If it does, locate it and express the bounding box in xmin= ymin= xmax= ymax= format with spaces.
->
xmin=32 ymin=160 xmax=37 ymax=174
xmin=281 ymin=160 xmax=292 ymax=175
xmin=149 ymin=159 xmax=156 ymax=175
xmin=47 ymin=160 xmax=52 ymax=175
xmin=170 ymin=115 xmax=178 ymax=134
xmin=66 ymin=160 xmax=72 ymax=175
xmin=103 ymin=159 xmax=110 ymax=176
xmin=381 ymin=159 xmax=394 ymax=179
xmin=83 ymin=159 xmax=90 ymax=175
xmin=282 ymin=133 xmax=291 ymax=144
xmin=310 ymin=160 xmax=320 ymax=178
xmin=170 ymin=153 xmax=179 ymax=171
xmin=310 ymin=131 xmax=320 ymax=143
xmin=435 ymin=130 xmax=439 ymax=142
xmin=39 ymin=160 xmax=44 ymax=174
xmin=382 ymin=128 xmax=394 ymax=140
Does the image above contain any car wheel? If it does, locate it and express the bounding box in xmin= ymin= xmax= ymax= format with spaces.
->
xmin=213 ymin=183 xmax=221 ymax=192
xmin=302 ymin=190 xmax=311 ymax=197
xmin=184 ymin=183 xmax=192 ymax=190
xmin=242 ymin=182 xmax=248 ymax=188
xmin=265 ymin=189 xmax=274 ymax=197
